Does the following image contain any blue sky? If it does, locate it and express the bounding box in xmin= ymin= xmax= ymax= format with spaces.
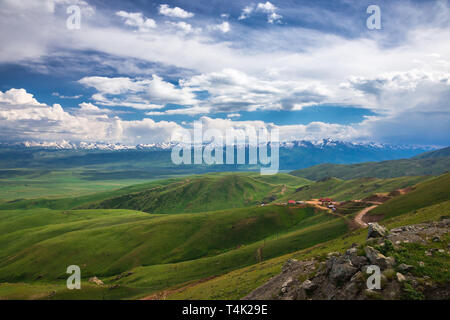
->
xmin=0 ymin=0 xmax=449 ymax=145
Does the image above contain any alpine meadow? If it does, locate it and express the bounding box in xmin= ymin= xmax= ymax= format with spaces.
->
xmin=0 ymin=0 xmax=449 ymax=313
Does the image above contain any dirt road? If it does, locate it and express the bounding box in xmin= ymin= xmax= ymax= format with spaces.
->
xmin=354 ymin=205 xmax=378 ymax=228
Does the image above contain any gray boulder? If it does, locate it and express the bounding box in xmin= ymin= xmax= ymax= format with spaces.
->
xmin=364 ymin=246 xmax=395 ymax=270
xmin=367 ymin=223 xmax=388 ymax=239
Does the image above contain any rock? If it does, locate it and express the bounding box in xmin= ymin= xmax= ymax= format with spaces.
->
xmin=432 ymin=236 xmax=441 ymax=242
xmin=364 ymin=246 xmax=395 ymax=269
xmin=398 ymin=263 xmax=413 ymax=272
xmin=300 ymin=279 xmax=317 ymax=294
xmin=346 ymin=247 xmax=358 ymax=255
xmin=327 ymin=252 xmax=340 ymax=258
xmin=280 ymin=277 xmax=296 ymax=293
xmin=419 ymin=261 xmax=425 ymax=267
xmin=330 ymin=260 xmax=358 ymax=283
xmin=350 ymin=271 xmax=364 ymax=283
xmin=89 ymin=276 xmax=104 ymax=286
xmin=349 ymin=255 xmax=368 ymax=269
xmin=438 ymin=249 xmax=445 ymax=253
xmin=282 ymin=259 xmax=298 ymax=273
xmin=367 ymin=223 xmax=388 ymax=239
xmin=396 ymin=272 xmax=406 ymax=282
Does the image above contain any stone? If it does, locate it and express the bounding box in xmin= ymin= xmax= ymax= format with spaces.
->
xmin=367 ymin=223 xmax=388 ymax=239
xmin=396 ymin=272 xmax=406 ymax=282
xmin=330 ymin=260 xmax=358 ymax=283
xmin=419 ymin=261 xmax=425 ymax=267
xmin=89 ymin=276 xmax=104 ymax=286
xmin=346 ymin=247 xmax=358 ymax=255
xmin=300 ymin=279 xmax=317 ymax=294
xmin=398 ymin=263 xmax=414 ymax=272
xmin=349 ymin=255 xmax=368 ymax=269
xmin=282 ymin=259 xmax=298 ymax=273
xmin=280 ymin=277 xmax=296 ymax=293
xmin=432 ymin=236 xmax=441 ymax=242
xmin=364 ymin=246 xmax=395 ymax=269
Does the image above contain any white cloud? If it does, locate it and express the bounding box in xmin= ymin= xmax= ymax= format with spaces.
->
xmin=181 ymin=68 xmax=329 ymax=112
xmin=146 ymin=105 xmax=210 ymax=116
xmin=79 ymin=75 xmax=198 ymax=109
xmin=52 ymin=92 xmax=83 ymax=99
xmin=238 ymin=5 xmax=254 ymax=20
xmin=116 ymin=11 xmax=156 ymax=32
xmin=256 ymin=2 xmax=277 ymax=13
xmin=0 ymin=88 xmax=182 ymax=144
xmin=159 ymin=4 xmax=194 ymax=18
xmin=227 ymin=113 xmax=241 ymax=118
xmin=239 ymin=2 xmax=282 ymax=23
xmin=209 ymin=22 xmax=230 ymax=33
xmin=166 ymin=21 xmax=200 ymax=34
xmin=0 ymin=88 xmax=43 ymax=106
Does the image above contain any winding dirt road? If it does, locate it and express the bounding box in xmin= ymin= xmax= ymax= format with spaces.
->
xmin=354 ymin=205 xmax=378 ymax=228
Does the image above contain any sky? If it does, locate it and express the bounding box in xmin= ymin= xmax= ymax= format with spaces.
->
xmin=0 ymin=0 xmax=449 ymax=146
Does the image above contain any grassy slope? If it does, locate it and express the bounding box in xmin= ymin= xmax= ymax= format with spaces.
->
xmin=412 ymin=146 xmax=450 ymax=159
xmin=279 ymin=176 xmax=429 ymax=202
xmin=0 ymin=173 xmax=310 ymax=213
xmin=168 ymin=200 xmax=450 ymax=300
xmin=290 ymin=157 xmax=450 ymax=180
xmin=83 ymin=173 xmax=310 ymax=214
xmin=0 ymin=204 xmax=340 ymax=284
xmin=370 ymin=172 xmax=450 ymax=219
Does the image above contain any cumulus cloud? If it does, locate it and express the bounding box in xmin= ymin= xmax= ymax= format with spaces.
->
xmin=238 ymin=2 xmax=282 ymax=23
xmin=180 ymin=68 xmax=329 ymax=112
xmin=166 ymin=21 xmax=199 ymax=34
xmin=209 ymin=22 xmax=231 ymax=33
xmin=0 ymin=88 xmax=182 ymax=144
xmin=79 ymin=75 xmax=197 ymax=109
xmin=116 ymin=11 xmax=156 ymax=32
xmin=159 ymin=4 xmax=194 ymax=18
xmin=0 ymin=88 xmax=43 ymax=106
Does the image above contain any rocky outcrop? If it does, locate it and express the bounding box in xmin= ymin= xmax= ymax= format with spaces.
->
xmin=367 ymin=222 xmax=388 ymax=239
xmin=244 ymin=219 xmax=449 ymax=300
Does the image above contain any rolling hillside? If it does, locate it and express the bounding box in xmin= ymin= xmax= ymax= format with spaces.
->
xmin=83 ymin=173 xmax=310 ymax=214
xmin=279 ymin=176 xmax=429 ymax=202
xmin=412 ymin=146 xmax=450 ymax=159
xmin=0 ymin=204 xmax=348 ymax=299
xmin=290 ymin=156 xmax=449 ymax=180
xmin=368 ymin=172 xmax=450 ymax=219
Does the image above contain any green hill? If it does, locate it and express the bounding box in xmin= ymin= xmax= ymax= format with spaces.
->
xmin=412 ymin=146 xmax=450 ymax=159
xmin=279 ymin=176 xmax=429 ymax=202
xmin=83 ymin=173 xmax=310 ymax=214
xmin=290 ymin=157 xmax=449 ymax=180
xmin=0 ymin=204 xmax=347 ymax=295
xmin=369 ymin=172 xmax=450 ymax=219
xmin=0 ymin=173 xmax=310 ymax=213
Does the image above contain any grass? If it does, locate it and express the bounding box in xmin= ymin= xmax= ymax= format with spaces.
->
xmin=83 ymin=173 xmax=311 ymax=214
xmin=168 ymin=200 xmax=450 ymax=300
xmin=290 ymin=156 xmax=450 ymax=180
xmin=0 ymin=204 xmax=344 ymax=287
xmin=0 ymin=170 xmax=448 ymax=300
xmin=279 ymin=176 xmax=429 ymax=202
xmin=370 ymin=173 xmax=450 ymax=219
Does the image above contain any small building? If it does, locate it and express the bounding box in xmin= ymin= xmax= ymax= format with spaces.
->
xmin=288 ymin=200 xmax=296 ymax=205
xmin=296 ymin=201 xmax=305 ymax=204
